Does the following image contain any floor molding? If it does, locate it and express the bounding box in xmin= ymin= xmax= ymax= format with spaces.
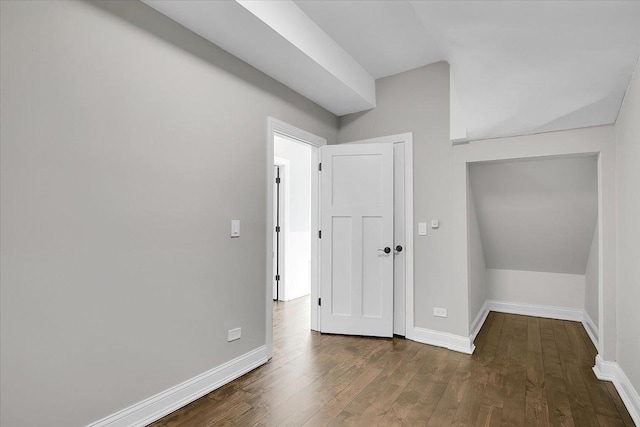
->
xmin=413 ymin=327 xmax=475 ymax=354
xmin=470 ymin=302 xmax=490 ymax=343
xmin=485 ymin=300 xmax=583 ymax=322
xmin=582 ymin=311 xmax=599 ymax=349
xmin=593 ymin=355 xmax=640 ymax=426
xmin=88 ymin=346 xmax=269 ymax=427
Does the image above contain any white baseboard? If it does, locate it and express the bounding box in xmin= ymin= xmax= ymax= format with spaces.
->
xmin=593 ymin=355 xmax=640 ymax=426
xmin=485 ymin=300 xmax=583 ymax=322
xmin=582 ymin=311 xmax=599 ymax=349
xmin=470 ymin=302 xmax=490 ymax=343
xmin=413 ymin=327 xmax=475 ymax=354
xmin=88 ymin=346 xmax=269 ymax=427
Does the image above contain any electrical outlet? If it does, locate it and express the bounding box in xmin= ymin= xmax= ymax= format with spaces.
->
xmin=228 ymin=327 xmax=241 ymax=342
xmin=433 ymin=307 xmax=448 ymax=318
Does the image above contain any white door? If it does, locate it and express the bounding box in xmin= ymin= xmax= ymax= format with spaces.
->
xmin=320 ymin=143 xmax=394 ymax=337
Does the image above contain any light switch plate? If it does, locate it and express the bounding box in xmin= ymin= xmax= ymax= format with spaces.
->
xmin=231 ymin=220 xmax=240 ymax=238
xmin=418 ymin=222 xmax=427 ymax=236
xmin=228 ymin=327 xmax=241 ymax=342
xmin=431 ymin=220 xmax=439 ymax=229
xmin=433 ymin=307 xmax=448 ymax=318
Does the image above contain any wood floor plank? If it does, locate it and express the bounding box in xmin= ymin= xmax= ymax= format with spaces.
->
xmin=552 ymin=320 xmax=596 ymax=427
xmin=525 ymin=317 xmax=550 ymax=427
xmin=149 ymin=300 xmax=633 ymax=427
xmin=603 ymin=382 xmax=636 ymax=427
xmin=500 ymin=315 xmax=527 ymax=426
xmin=539 ymin=318 xmax=575 ymax=427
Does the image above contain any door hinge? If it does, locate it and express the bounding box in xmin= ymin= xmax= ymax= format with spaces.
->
xmin=318 ymin=162 xmax=322 ymax=171
xmin=275 ymin=226 xmax=280 ymax=232
xmin=318 ymin=230 xmax=322 ymax=238
xmin=275 ymin=177 xmax=281 ymax=184
xmin=275 ymin=274 xmax=280 ymax=281
xmin=318 ymin=298 xmax=321 ymax=306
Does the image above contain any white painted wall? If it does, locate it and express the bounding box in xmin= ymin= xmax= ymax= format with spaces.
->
xmin=487 ymin=269 xmax=585 ymax=310
xmin=274 ymin=135 xmax=312 ymax=301
xmin=585 ymin=225 xmax=599 ymax=325
xmin=0 ymin=2 xmax=337 ymax=426
xmin=453 ymin=126 xmax=617 ymax=360
xmin=337 ymin=63 xmax=460 ymax=336
xmin=467 ymin=172 xmax=487 ymax=328
xmin=614 ymin=60 xmax=640 ymax=398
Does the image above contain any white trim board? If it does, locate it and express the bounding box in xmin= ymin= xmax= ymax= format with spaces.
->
xmin=593 ymin=355 xmax=640 ymax=426
xmin=412 ymin=327 xmax=475 ymax=355
xmin=582 ymin=310 xmax=599 ymax=349
xmin=485 ymin=300 xmax=583 ymax=322
xmin=470 ymin=302 xmax=490 ymax=343
xmin=272 ymin=157 xmax=289 ymax=302
xmin=88 ymin=346 xmax=268 ymax=427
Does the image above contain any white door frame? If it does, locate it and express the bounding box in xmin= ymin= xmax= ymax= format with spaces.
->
xmin=343 ymin=133 xmax=415 ymax=339
xmin=266 ymin=117 xmax=325 ymax=359
xmin=273 ymin=158 xmax=289 ymax=301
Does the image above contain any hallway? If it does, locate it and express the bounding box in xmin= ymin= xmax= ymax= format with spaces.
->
xmin=151 ymin=297 xmax=633 ymax=426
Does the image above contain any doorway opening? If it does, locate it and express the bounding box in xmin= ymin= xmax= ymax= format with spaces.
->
xmin=265 ymin=118 xmax=325 ymax=358
xmin=273 ymin=134 xmax=314 ymax=303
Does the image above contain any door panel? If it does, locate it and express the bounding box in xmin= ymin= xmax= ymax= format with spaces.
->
xmin=362 ymin=216 xmax=383 ymax=317
xmin=320 ymin=143 xmax=394 ymax=337
xmin=331 ymin=216 xmax=352 ymax=316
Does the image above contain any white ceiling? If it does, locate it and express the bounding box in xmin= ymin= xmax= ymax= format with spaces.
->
xmin=469 ymin=155 xmax=598 ymax=275
xmin=294 ymin=1 xmax=442 ymax=79
xmin=144 ymin=0 xmax=640 ymax=141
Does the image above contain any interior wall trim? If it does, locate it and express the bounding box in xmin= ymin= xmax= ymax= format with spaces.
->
xmin=485 ymin=299 xmax=583 ymax=322
xmin=413 ymin=327 xmax=475 ymax=354
xmin=87 ymin=346 xmax=268 ymax=427
xmin=582 ymin=310 xmax=599 ymax=349
xmin=593 ymin=355 xmax=640 ymax=426
xmin=470 ymin=301 xmax=490 ymax=343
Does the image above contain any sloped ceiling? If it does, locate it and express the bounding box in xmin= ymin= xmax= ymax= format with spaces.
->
xmin=468 ymin=156 xmax=598 ymax=275
xmin=409 ymin=1 xmax=640 ymax=140
xmin=144 ymin=0 xmax=640 ymax=141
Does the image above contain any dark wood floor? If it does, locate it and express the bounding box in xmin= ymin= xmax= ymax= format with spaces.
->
xmin=151 ymin=296 xmax=633 ymax=426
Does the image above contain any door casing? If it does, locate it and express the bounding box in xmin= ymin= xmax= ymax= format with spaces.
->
xmin=272 ymin=159 xmax=289 ymax=301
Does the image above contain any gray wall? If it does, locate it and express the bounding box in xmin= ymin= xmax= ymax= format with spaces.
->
xmin=614 ymin=60 xmax=640 ymax=396
xmin=0 ymin=1 xmax=337 ymax=426
xmin=585 ymin=225 xmax=599 ymax=324
xmin=468 ymin=156 xmax=598 ymax=275
xmin=337 ymin=63 xmax=458 ymax=335
xmin=467 ymin=173 xmax=487 ymax=327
